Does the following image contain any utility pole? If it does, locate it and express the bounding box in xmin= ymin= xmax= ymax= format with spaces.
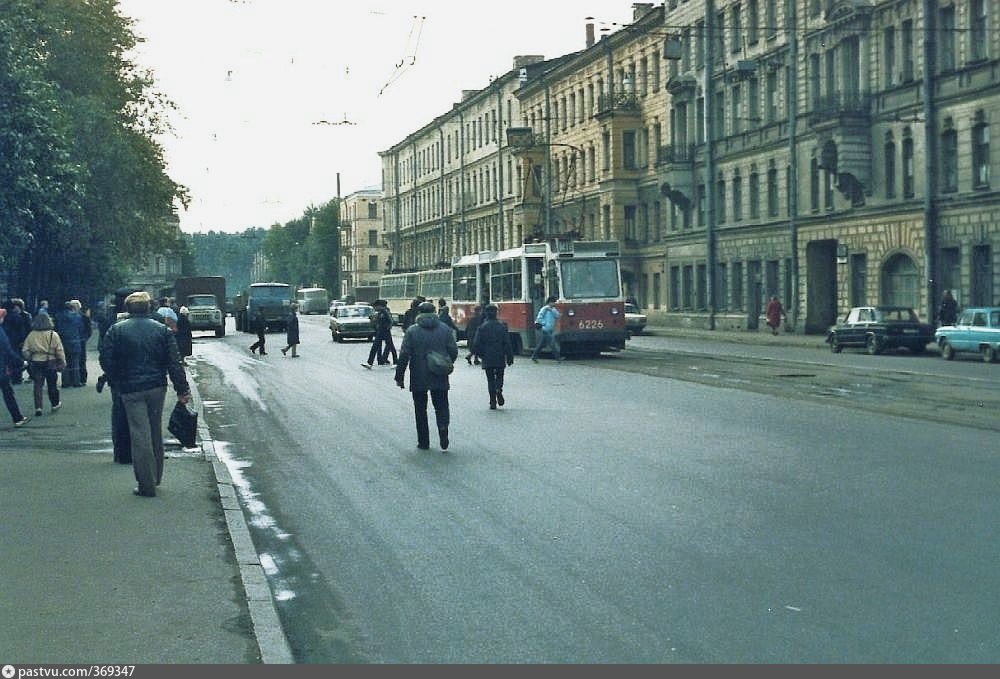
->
xmin=704 ymin=0 xmax=717 ymax=330
xmin=788 ymin=0 xmax=800 ymax=331
xmin=922 ymin=0 xmax=938 ymax=323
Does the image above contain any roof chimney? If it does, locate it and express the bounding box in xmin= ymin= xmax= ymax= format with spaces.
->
xmin=632 ymin=3 xmax=654 ymax=21
xmin=586 ymin=22 xmax=595 ymax=49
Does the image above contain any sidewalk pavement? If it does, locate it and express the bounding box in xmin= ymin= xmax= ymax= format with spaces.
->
xmin=640 ymin=320 xmax=830 ymax=349
xmin=0 ymin=349 xmax=293 ymax=664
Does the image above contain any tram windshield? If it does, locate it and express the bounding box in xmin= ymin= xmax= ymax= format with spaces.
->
xmin=560 ymin=259 xmax=621 ymax=299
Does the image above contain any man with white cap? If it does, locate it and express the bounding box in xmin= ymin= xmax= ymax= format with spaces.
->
xmin=99 ymin=291 xmax=191 ymax=497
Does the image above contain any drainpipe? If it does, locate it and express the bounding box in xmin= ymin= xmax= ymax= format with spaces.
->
xmin=496 ymin=78 xmax=506 ymax=249
xmin=439 ymin=126 xmax=447 ymax=263
xmin=922 ymin=0 xmax=938 ymax=323
xmin=544 ymin=79 xmax=553 ymax=235
xmin=459 ymin=109 xmax=467 ymax=253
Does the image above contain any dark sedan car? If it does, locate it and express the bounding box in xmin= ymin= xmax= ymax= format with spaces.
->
xmin=827 ymin=306 xmax=934 ymax=355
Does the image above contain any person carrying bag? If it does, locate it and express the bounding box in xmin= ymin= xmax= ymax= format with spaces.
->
xmin=21 ymin=313 xmax=66 ymax=416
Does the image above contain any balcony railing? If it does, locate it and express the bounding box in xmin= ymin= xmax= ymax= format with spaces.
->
xmin=808 ymin=92 xmax=871 ymax=127
xmin=596 ymin=92 xmax=641 ymax=116
xmin=657 ymin=144 xmax=696 ymax=166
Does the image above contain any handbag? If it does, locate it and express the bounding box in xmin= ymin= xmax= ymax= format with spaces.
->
xmin=426 ymin=349 xmax=454 ymax=376
xmin=168 ymin=401 xmax=198 ymax=448
xmin=45 ymin=331 xmax=66 ymax=372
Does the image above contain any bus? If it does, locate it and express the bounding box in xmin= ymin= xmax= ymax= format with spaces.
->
xmin=377 ymin=272 xmax=418 ymax=324
xmin=295 ymin=287 xmax=329 ymax=314
xmin=449 ymin=239 xmax=626 ymax=356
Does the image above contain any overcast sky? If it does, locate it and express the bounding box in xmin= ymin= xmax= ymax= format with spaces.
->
xmin=118 ymin=0 xmax=638 ymax=234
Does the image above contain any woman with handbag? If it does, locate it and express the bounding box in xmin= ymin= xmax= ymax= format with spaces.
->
xmin=21 ymin=312 xmax=65 ymax=417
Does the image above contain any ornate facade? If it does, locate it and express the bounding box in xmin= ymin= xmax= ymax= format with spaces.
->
xmin=380 ymin=0 xmax=1000 ymax=332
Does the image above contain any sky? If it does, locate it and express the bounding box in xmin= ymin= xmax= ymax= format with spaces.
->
xmin=117 ymin=0 xmax=639 ymax=234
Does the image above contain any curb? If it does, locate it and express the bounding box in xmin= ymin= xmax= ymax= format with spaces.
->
xmin=186 ymin=374 xmax=295 ymax=664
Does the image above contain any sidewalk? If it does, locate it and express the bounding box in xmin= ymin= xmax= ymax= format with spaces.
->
xmin=0 ymin=349 xmax=292 ymax=664
xmin=640 ymin=320 xmax=830 ymax=349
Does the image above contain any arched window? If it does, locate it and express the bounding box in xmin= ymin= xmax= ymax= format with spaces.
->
xmin=882 ymin=253 xmax=920 ymax=307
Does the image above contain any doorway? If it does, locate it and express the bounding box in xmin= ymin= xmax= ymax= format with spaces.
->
xmin=806 ymin=239 xmax=838 ymax=333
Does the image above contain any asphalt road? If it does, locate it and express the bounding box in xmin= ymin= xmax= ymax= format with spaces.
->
xmin=186 ymin=316 xmax=999 ymax=662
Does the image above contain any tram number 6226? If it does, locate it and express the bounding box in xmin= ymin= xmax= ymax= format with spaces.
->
xmin=578 ymin=319 xmax=605 ymax=329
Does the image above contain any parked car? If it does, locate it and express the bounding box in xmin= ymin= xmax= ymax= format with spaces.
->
xmin=934 ymin=306 xmax=1000 ymax=362
xmin=827 ymin=306 xmax=934 ymax=355
xmin=624 ymin=303 xmax=647 ymax=336
xmin=329 ymin=304 xmax=375 ymax=342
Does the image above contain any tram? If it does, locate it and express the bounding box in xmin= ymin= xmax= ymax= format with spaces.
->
xmin=377 ymin=272 xmax=417 ymax=324
xmin=450 ymin=239 xmax=626 ymax=356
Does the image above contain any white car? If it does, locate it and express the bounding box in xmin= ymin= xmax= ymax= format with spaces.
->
xmin=624 ymin=303 xmax=647 ymax=336
xmin=329 ymin=304 xmax=374 ymax=342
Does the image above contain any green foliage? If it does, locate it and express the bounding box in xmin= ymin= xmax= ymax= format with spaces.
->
xmin=0 ymin=0 xmax=186 ymax=306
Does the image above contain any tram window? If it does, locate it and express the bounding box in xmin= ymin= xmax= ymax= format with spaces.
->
xmin=561 ymin=260 xmax=621 ymax=299
xmin=452 ymin=266 xmax=477 ymax=302
xmin=490 ymin=259 xmax=522 ymax=301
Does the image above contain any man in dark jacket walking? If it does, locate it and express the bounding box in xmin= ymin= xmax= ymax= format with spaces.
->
xmin=395 ymin=301 xmax=458 ymax=451
xmin=471 ymin=304 xmax=514 ymax=409
xmin=280 ymin=303 xmax=300 ymax=357
xmin=99 ymin=291 xmax=190 ymax=498
xmin=362 ymin=299 xmax=396 ymax=368
xmin=248 ymin=309 xmax=268 ymax=355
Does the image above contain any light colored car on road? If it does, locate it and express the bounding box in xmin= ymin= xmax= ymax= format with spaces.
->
xmin=329 ymin=303 xmax=374 ymax=342
xmin=624 ymin=303 xmax=647 ymax=336
xmin=934 ymin=306 xmax=1000 ymax=362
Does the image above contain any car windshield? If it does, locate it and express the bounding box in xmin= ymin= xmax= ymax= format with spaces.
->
xmin=337 ymin=307 xmax=371 ymax=318
xmin=188 ymin=295 xmax=216 ymax=307
xmin=874 ymin=308 xmax=919 ymax=322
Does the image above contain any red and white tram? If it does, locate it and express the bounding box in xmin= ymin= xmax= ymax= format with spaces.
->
xmin=450 ymin=239 xmax=627 ymax=356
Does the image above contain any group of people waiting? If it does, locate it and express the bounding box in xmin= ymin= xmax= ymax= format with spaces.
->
xmin=1 ymin=297 xmax=99 ymax=427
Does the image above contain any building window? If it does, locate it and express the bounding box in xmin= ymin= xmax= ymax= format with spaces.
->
xmin=695 ymin=21 xmax=704 ymax=69
xmin=765 ymin=0 xmax=777 ymax=39
xmin=716 ymin=262 xmax=728 ymax=310
xmin=653 ymin=272 xmax=661 ymax=309
xmin=970 ymin=0 xmax=989 ymax=62
xmin=731 ymin=84 xmax=741 ymax=135
xmin=696 ymin=97 xmax=705 ymax=144
xmin=682 ymin=265 xmax=694 ymax=309
xmin=368 ymin=229 xmax=378 ymax=246
xmin=715 ymin=89 xmax=726 ymax=138
xmin=748 ymin=77 xmax=759 ymax=128
xmin=941 ymin=126 xmax=958 ymax=193
xmin=767 ymin=164 xmax=779 ymax=217
xmin=696 ymin=263 xmax=707 ymax=309
xmin=749 ymin=170 xmax=760 ymax=219
xmin=733 ymin=171 xmax=743 ymax=221
xmin=810 ymin=54 xmax=821 ymax=110
xmin=810 ymin=156 xmax=821 ymax=210
xmin=884 ymin=135 xmax=896 ymax=199
xmin=748 ymin=0 xmax=759 ymax=44
xmin=732 ymin=261 xmax=744 ymax=311
xmin=368 ymin=255 xmax=379 ymax=272
xmin=670 ymin=266 xmax=681 ymax=309
xmin=715 ymin=12 xmax=726 ymax=62
xmin=902 ymin=20 xmax=914 ymax=82
xmin=368 ymin=203 xmax=378 ymax=219
xmin=973 ymin=119 xmax=990 ymax=188
xmin=697 ymin=184 xmax=706 ymax=227
xmin=765 ymin=70 xmax=778 ymax=124
xmin=731 ymin=4 xmax=742 ymax=54
xmin=940 ymin=6 xmax=956 ymax=72
xmin=825 ymin=168 xmax=835 ymax=210
xmin=717 ymin=176 xmax=726 ymax=223
xmin=623 ymin=131 xmax=637 ymax=170
xmin=883 ymin=27 xmax=895 ymax=87
xmin=902 ymin=135 xmax=915 ymax=197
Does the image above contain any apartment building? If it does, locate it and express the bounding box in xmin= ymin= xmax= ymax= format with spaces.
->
xmin=380 ymin=0 xmax=1000 ymax=332
xmin=339 ymin=188 xmax=390 ymax=298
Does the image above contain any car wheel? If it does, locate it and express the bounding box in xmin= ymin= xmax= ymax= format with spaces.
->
xmin=866 ymin=334 xmax=881 ymax=355
xmin=940 ymin=341 xmax=955 ymax=360
xmin=829 ymin=334 xmax=842 ymax=353
xmin=982 ymin=345 xmax=997 ymax=363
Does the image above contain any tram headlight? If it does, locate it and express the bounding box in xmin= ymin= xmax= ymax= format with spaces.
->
xmin=610 ymin=306 xmax=620 ymax=315
xmin=566 ymin=308 xmax=576 ymax=316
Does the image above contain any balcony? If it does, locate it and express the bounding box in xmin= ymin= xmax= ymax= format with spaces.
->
xmin=656 ymin=144 xmax=695 ymax=208
xmin=808 ymin=92 xmax=871 ymax=130
xmin=595 ymin=92 xmax=641 ymax=120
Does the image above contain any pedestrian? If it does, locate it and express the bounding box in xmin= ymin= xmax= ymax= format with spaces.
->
xmin=155 ymin=297 xmax=178 ymax=333
xmin=36 ymin=300 xmax=49 ymax=316
xmin=470 ymin=304 xmax=514 ymax=409
xmin=21 ymin=312 xmax=64 ymax=417
xmin=97 ymin=309 xmax=131 ymax=465
xmin=99 ymin=291 xmax=191 ymax=497
xmin=248 ymin=309 xmax=267 ymax=355
xmin=362 ymin=299 xmax=395 ymax=369
xmin=765 ymin=295 xmax=786 ymax=335
xmin=464 ymin=302 xmax=486 ymax=365
xmin=54 ymin=300 xmax=86 ymax=387
xmin=531 ymin=296 xmax=564 ymax=362
xmin=280 ymin=303 xmax=300 ymax=357
xmin=394 ymin=300 xmax=458 ymax=451
xmin=401 ymin=296 xmax=425 ymax=331
xmin=938 ymin=289 xmax=959 ymax=326
xmin=176 ymin=306 xmax=193 ymax=362
xmin=438 ymin=298 xmax=458 ymax=337
xmin=3 ymin=298 xmax=32 ymax=384
xmin=0 ymin=308 xmax=30 ymax=427
xmin=77 ymin=301 xmax=93 ymax=386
